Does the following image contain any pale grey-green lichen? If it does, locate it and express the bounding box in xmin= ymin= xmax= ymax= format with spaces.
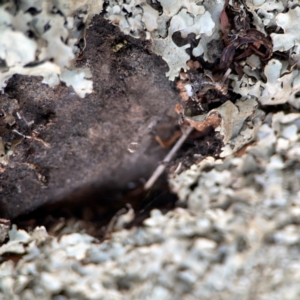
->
xmin=1 ymin=2 xmax=300 ymax=298
xmin=0 ymin=0 xmax=103 ymax=98
xmin=1 ymin=0 xmax=300 ymax=107
xmin=1 ymin=110 xmax=300 ymax=299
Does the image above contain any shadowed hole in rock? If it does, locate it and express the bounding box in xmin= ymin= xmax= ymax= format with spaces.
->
xmin=13 ymin=178 xmax=177 ymax=239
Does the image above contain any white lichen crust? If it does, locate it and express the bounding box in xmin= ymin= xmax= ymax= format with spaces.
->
xmin=2 ymin=0 xmax=300 ymax=104
xmin=1 ymin=2 xmax=300 ymax=298
xmin=1 ymin=112 xmax=300 ymax=299
xmin=104 ymin=0 xmax=300 ymax=109
xmin=0 ymin=0 xmax=104 ymax=97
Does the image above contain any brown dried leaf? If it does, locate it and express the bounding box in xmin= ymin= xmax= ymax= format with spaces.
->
xmin=176 ymin=80 xmax=189 ymax=101
xmin=155 ymin=130 xmax=182 ymax=149
xmin=185 ymin=113 xmax=221 ymax=133
xmin=236 ymin=141 xmax=255 ymax=157
xmin=220 ymin=0 xmax=231 ymax=36
xmin=187 ymin=60 xmax=202 ymax=70
xmin=239 ymin=29 xmax=273 ymax=59
xmin=219 ymin=43 xmax=237 ymax=70
xmin=175 ymin=103 xmax=184 ymax=114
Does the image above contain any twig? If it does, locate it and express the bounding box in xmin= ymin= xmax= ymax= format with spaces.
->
xmin=12 ymin=129 xmax=50 ymax=148
xmin=222 ymin=68 xmax=232 ymax=82
xmin=144 ymin=126 xmax=193 ymax=190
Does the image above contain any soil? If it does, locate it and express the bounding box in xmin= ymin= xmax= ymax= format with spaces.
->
xmin=0 ymin=15 xmax=181 ymax=220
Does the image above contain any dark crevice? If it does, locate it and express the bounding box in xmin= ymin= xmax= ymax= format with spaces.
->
xmin=13 ymin=178 xmax=177 ymax=239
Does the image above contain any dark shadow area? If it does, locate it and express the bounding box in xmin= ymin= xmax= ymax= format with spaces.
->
xmin=13 ymin=177 xmax=177 ymax=239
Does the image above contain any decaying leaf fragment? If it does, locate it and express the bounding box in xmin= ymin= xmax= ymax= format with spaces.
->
xmin=218 ymin=0 xmax=273 ymax=73
xmin=177 ymin=97 xmax=259 ymax=158
xmin=183 ymin=109 xmax=221 ymax=134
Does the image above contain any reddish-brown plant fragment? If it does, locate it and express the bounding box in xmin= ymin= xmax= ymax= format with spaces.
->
xmin=219 ymin=29 xmax=273 ymax=70
xmin=219 ymin=43 xmax=237 ymax=70
xmin=175 ymin=103 xmax=184 ymax=115
xmin=176 ymin=80 xmax=189 ymax=102
xmin=236 ymin=141 xmax=255 ymax=157
xmin=155 ymin=130 xmax=182 ymax=149
xmin=239 ymin=29 xmax=273 ymax=59
xmin=220 ymin=0 xmax=231 ymax=38
xmin=186 ymin=113 xmax=221 ymax=133
xmin=187 ymin=60 xmax=202 ymax=70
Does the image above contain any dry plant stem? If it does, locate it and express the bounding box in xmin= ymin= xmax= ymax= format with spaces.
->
xmin=222 ymin=68 xmax=232 ymax=82
xmin=144 ymin=126 xmax=193 ymax=190
xmin=12 ymin=129 xmax=50 ymax=148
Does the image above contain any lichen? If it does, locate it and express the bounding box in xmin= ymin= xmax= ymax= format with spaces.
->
xmin=0 ymin=0 xmax=103 ymax=98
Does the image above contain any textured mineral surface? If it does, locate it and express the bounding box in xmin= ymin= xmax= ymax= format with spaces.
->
xmin=1 ymin=0 xmax=300 ymax=299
